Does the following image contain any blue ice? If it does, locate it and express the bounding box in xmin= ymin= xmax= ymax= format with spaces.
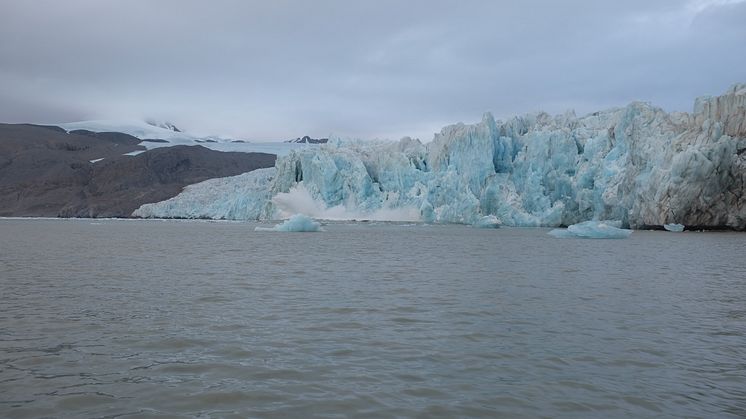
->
xmin=663 ymin=223 xmax=685 ymax=232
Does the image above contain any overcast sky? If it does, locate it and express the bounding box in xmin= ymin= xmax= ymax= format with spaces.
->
xmin=1 ymin=0 xmax=745 ymax=141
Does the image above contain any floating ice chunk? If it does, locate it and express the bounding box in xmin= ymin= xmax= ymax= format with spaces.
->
xmin=549 ymin=220 xmax=632 ymax=239
xmin=255 ymin=213 xmax=322 ymax=232
xmin=473 ymin=215 xmax=502 ymax=228
xmin=89 ymin=158 xmax=105 ymax=163
xmin=567 ymin=221 xmax=632 ymax=239
xmin=663 ymin=223 xmax=685 ymax=232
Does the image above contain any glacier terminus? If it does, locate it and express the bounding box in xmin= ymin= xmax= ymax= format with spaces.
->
xmin=135 ymin=84 xmax=746 ymax=230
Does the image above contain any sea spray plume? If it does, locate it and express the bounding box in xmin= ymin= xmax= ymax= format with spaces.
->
xmin=255 ymin=214 xmax=323 ymax=232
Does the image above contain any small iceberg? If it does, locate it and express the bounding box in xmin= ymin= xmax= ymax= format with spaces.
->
xmin=663 ymin=223 xmax=685 ymax=232
xmin=255 ymin=213 xmax=323 ymax=232
xmin=473 ymin=215 xmax=502 ymax=229
xmin=549 ymin=220 xmax=632 ymax=239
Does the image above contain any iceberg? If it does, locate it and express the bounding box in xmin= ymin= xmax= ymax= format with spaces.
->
xmin=549 ymin=221 xmax=633 ymax=239
xmin=255 ymin=213 xmax=322 ymax=232
xmin=134 ymin=84 xmax=746 ymax=230
xmin=663 ymin=223 xmax=685 ymax=232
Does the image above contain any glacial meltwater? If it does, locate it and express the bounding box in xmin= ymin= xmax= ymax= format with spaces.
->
xmin=1 ymin=219 xmax=745 ymax=418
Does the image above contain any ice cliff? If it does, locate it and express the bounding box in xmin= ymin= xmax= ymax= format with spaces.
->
xmin=135 ymin=84 xmax=746 ymax=230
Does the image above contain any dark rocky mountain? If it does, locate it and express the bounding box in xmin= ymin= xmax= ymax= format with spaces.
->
xmin=0 ymin=123 xmax=276 ymax=217
xmin=285 ymin=135 xmax=328 ymax=144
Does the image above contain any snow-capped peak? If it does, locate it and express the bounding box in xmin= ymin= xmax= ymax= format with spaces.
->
xmin=145 ymin=119 xmax=181 ymax=132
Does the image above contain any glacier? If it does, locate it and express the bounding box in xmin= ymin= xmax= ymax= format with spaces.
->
xmin=133 ymin=168 xmax=276 ymax=220
xmin=134 ymin=84 xmax=746 ymax=230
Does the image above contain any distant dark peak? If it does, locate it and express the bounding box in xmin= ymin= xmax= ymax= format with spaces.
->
xmin=142 ymin=138 xmax=170 ymax=143
xmin=145 ymin=119 xmax=181 ymax=132
xmin=285 ymin=135 xmax=328 ymax=144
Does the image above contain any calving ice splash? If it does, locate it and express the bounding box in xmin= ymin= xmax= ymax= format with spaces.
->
xmin=255 ymin=214 xmax=323 ymax=232
xmin=135 ymin=84 xmax=746 ymax=230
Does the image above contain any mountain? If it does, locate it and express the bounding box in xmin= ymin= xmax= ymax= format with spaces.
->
xmin=285 ymin=136 xmax=329 ymax=144
xmin=145 ymin=119 xmax=181 ymax=132
xmin=0 ymin=124 xmax=276 ymax=217
xmin=136 ymin=84 xmax=746 ymax=230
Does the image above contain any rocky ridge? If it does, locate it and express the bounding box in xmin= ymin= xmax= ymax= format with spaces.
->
xmin=0 ymin=124 xmax=276 ymax=217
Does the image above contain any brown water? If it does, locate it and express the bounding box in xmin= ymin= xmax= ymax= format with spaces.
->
xmin=1 ymin=219 xmax=745 ymax=418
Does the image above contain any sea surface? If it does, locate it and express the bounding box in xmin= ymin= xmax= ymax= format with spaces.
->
xmin=1 ymin=218 xmax=745 ymax=418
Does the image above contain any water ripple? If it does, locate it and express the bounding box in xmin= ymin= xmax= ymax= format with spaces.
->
xmin=1 ymin=220 xmax=745 ymax=418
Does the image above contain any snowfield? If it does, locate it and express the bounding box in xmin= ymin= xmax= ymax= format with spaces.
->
xmin=58 ymin=119 xmax=310 ymax=156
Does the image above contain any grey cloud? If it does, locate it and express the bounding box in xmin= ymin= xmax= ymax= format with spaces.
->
xmin=0 ymin=0 xmax=744 ymax=141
